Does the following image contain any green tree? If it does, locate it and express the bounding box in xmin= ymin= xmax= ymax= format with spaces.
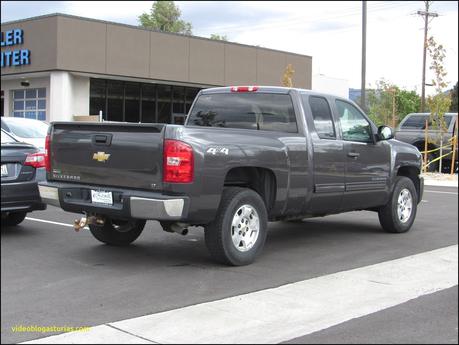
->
xmin=365 ymin=79 xmax=396 ymax=126
xmin=426 ymin=36 xmax=451 ymax=132
xmin=210 ymin=34 xmax=228 ymax=41
xmin=396 ymin=89 xmax=421 ymax=123
xmin=450 ymin=81 xmax=458 ymax=112
xmin=138 ymin=1 xmax=192 ymax=35
xmin=425 ymin=36 xmax=452 ymax=172
xmin=364 ymin=79 xmax=421 ymax=127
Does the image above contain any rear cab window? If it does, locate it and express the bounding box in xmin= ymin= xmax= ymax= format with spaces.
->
xmin=186 ymin=92 xmax=298 ymax=133
xmin=400 ymin=115 xmax=429 ymax=129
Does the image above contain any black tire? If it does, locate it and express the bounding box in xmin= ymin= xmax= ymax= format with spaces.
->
xmin=2 ymin=212 xmax=27 ymax=226
xmin=205 ymin=187 xmax=268 ymax=266
xmin=425 ymin=152 xmax=438 ymax=172
xmin=89 ymin=218 xmax=146 ymax=246
xmin=378 ymin=176 xmax=418 ymax=233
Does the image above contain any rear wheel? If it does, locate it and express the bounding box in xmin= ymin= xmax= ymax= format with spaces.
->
xmin=378 ymin=176 xmax=418 ymax=233
xmin=2 ymin=212 xmax=27 ymax=226
xmin=89 ymin=218 xmax=146 ymax=246
xmin=205 ymin=187 xmax=268 ymax=266
xmin=425 ymin=152 xmax=438 ymax=172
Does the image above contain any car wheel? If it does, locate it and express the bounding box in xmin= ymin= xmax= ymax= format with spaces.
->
xmin=378 ymin=176 xmax=418 ymax=233
xmin=425 ymin=152 xmax=438 ymax=172
xmin=2 ymin=212 xmax=27 ymax=226
xmin=205 ymin=187 xmax=268 ymax=266
xmin=89 ymin=218 xmax=146 ymax=246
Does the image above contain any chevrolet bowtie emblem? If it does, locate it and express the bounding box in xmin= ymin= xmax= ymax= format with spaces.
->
xmin=93 ymin=152 xmax=111 ymax=162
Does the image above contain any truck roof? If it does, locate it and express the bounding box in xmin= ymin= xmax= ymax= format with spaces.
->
xmin=200 ymin=86 xmax=346 ymax=99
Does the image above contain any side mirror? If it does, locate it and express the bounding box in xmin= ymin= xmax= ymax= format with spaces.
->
xmin=377 ymin=125 xmax=394 ymax=140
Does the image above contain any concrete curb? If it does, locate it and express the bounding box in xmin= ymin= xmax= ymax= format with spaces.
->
xmin=421 ymin=173 xmax=458 ymax=188
xmin=424 ymin=179 xmax=458 ymax=187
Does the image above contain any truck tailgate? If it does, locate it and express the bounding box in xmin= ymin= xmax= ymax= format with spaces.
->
xmin=50 ymin=122 xmax=165 ymax=190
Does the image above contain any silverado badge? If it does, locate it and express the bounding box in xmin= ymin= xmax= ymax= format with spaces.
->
xmin=93 ymin=151 xmax=110 ymax=162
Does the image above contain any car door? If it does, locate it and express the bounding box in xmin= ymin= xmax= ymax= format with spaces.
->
xmin=302 ymin=94 xmax=345 ymax=214
xmin=334 ymin=99 xmax=391 ymax=211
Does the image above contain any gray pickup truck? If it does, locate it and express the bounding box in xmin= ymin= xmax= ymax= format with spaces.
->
xmin=39 ymin=86 xmax=423 ymax=265
xmin=395 ymin=112 xmax=458 ymax=172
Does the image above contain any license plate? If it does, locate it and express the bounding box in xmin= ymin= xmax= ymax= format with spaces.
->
xmin=1 ymin=164 xmax=8 ymax=177
xmin=91 ymin=190 xmax=113 ymax=205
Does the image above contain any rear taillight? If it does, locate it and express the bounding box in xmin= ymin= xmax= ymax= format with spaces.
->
xmin=163 ymin=139 xmax=194 ymax=183
xmin=230 ymin=86 xmax=259 ymax=92
xmin=45 ymin=134 xmax=51 ymax=172
xmin=24 ymin=152 xmax=46 ymax=169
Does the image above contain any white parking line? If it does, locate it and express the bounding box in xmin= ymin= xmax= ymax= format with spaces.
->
xmin=424 ymin=190 xmax=458 ymax=195
xmin=25 ymin=217 xmax=88 ymax=230
xmin=22 ymin=245 xmax=458 ymax=344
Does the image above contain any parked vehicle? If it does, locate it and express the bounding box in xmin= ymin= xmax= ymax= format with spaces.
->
xmin=1 ymin=117 xmax=49 ymax=150
xmin=1 ymin=129 xmax=46 ymax=226
xmin=395 ymin=113 xmax=458 ymax=172
xmin=39 ymin=86 xmax=423 ymax=265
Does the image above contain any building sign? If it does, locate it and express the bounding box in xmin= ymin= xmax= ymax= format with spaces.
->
xmin=1 ymin=29 xmax=30 ymax=68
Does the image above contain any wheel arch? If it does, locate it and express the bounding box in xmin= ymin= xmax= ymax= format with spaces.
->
xmin=223 ymin=166 xmax=276 ymax=216
xmin=396 ymin=165 xmax=421 ymax=202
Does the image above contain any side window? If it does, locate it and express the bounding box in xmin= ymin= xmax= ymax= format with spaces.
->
xmin=307 ymin=96 xmax=335 ymax=139
xmin=335 ymin=100 xmax=373 ymax=142
xmin=400 ymin=115 xmax=429 ymax=129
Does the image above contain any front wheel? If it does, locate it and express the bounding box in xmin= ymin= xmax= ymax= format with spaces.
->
xmin=89 ymin=218 xmax=146 ymax=246
xmin=205 ymin=187 xmax=268 ymax=266
xmin=378 ymin=176 xmax=418 ymax=233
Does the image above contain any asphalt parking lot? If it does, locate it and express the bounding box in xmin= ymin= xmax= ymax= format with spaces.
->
xmin=1 ymin=186 xmax=458 ymax=344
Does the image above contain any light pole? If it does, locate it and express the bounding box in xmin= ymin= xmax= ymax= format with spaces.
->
xmin=361 ymin=1 xmax=367 ymax=111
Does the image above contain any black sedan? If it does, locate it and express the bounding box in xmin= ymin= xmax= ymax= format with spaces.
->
xmin=1 ymin=129 xmax=46 ymax=226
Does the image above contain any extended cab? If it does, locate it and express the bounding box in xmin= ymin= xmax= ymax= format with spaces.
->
xmin=39 ymin=87 xmax=424 ymax=265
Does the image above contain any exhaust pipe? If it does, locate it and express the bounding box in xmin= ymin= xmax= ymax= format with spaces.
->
xmin=162 ymin=222 xmax=189 ymax=236
xmin=74 ymin=215 xmax=105 ymax=232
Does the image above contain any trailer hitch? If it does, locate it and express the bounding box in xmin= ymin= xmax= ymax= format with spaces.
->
xmin=74 ymin=215 xmax=105 ymax=232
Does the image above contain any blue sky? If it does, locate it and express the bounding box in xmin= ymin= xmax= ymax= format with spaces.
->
xmin=1 ymin=1 xmax=458 ymax=92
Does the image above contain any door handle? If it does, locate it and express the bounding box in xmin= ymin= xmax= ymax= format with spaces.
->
xmin=92 ymin=134 xmax=112 ymax=146
xmin=347 ymin=152 xmax=360 ymax=158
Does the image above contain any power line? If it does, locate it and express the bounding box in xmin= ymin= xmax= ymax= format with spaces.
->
xmin=417 ymin=1 xmax=438 ymax=112
xmin=198 ymin=1 xmax=415 ymax=36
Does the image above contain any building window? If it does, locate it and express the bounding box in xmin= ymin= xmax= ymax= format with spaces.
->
xmin=172 ymin=86 xmax=185 ymax=114
xmin=89 ymin=79 xmax=106 ymax=116
xmin=13 ymin=88 xmax=46 ymax=121
xmin=125 ymin=83 xmax=140 ymax=123
xmin=157 ymin=84 xmax=172 ymax=124
xmin=186 ymin=88 xmax=200 ymax=114
xmin=141 ymin=84 xmax=156 ymax=123
xmin=107 ymin=81 xmax=124 ymax=122
xmin=89 ymin=78 xmax=202 ymax=124
xmin=1 ymin=90 xmax=4 ymax=117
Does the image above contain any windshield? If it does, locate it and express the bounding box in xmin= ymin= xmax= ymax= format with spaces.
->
xmin=4 ymin=119 xmax=49 ymax=138
xmin=1 ymin=130 xmax=18 ymax=144
xmin=400 ymin=114 xmax=454 ymax=129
